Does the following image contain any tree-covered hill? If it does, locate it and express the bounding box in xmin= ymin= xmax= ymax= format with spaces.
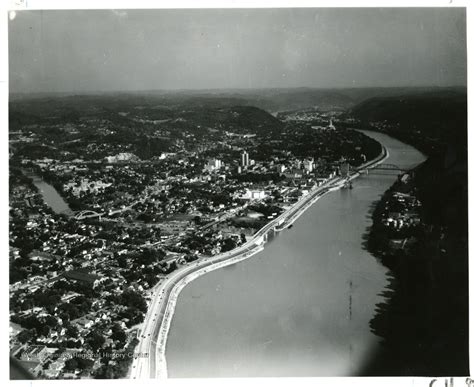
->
xmin=350 ymin=89 xmax=467 ymax=148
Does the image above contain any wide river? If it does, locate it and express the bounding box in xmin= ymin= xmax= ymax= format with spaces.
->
xmin=168 ymin=131 xmax=425 ymax=377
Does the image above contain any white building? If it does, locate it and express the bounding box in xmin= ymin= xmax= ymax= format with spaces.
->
xmin=105 ymin=152 xmax=139 ymax=163
xmin=303 ymin=158 xmax=314 ymax=172
xmin=204 ymin=158 xmax=222 ymax=172
xmin=240 ymin=151 xmax=249 ymax=167
xmin=277 ymin=164 xmax=286 ymax=173
xmin=63 ymin=179 xmax=112 ymax=197
xmin=239 ymin=189 xmax=267 ymax=200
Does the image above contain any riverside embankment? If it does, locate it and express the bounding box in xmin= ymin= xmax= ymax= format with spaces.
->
xmin=131 ymin=136 xmax=390 ymax=379
xmin=165 ymin=131 xmax=425 ymax=377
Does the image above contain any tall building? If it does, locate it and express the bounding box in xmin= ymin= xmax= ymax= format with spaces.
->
xmin=303 ymin=158 xmax=314 ymax=172
xmin=212 ymin=159 xmax=222 ymax=169
xmin=240 ymin=151 xmax=249 ymax=167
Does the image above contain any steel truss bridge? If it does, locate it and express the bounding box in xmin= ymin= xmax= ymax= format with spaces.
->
xmin=354 ymin=163 xmax=408 ymax=174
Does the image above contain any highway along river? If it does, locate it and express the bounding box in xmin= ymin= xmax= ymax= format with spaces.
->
xmin=166 ymin=131 xmax=426 ymax=377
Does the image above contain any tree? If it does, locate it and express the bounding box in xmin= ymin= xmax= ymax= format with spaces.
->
xmin=65 ymin=356 xmax=94 ymax=372
xmin=136 ymin=248 xmax=159 ymax=266
xmin=272 ymin=189 xmax=282 ymax=200
xmin=87 ymin=330 xmax=105 ymax=351
xmin=64 ymin=358 xmax=79 ymax=371
xmin=66 ymin=324 xmax=79 ymax=338
xmin=111 ymin=324 xmax=127 ymax=343
xmin=17 ymin=329 xmax=34 ymax=344
xmin=120 ymin=290 xmax=147 ymax=312
xmin=221 ymin=238 xmax=237 ymax=252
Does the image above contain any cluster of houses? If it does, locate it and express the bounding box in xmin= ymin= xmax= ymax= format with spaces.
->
xmin=11 ymin=343 xmax=83 ymax=379
xmin=382 ymin=191 xmax=422 ymax=230
xmin=63 ymin=179 xmax=112 ymax=198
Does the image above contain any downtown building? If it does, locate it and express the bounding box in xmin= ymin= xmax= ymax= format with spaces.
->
xmin=240 ymin=150 xmax=249 ymax=167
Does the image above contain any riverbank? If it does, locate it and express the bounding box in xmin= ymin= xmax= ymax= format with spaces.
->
xmin=275 ymin=145 xmax=388 ymax=232
xmin=360 ymin=150 xmax=469 ymax=376
xmin=152 ymin=244 xmax=265 ymax=378
xmin=130 ymin=140 xmax=389 ymax=379
xmin=22 ymin=169 xmax=74 ymax=215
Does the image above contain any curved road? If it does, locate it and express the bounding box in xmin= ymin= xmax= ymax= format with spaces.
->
xmin=129 ymin=145 xmax=388 ymax=379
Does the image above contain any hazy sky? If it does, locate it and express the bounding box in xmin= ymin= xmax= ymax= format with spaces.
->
xmin=9 ymin=8 xmax=467 ymax=93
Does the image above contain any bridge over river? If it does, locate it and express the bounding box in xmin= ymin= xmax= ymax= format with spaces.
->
xmin=164 ymin=130 xmax=427 ymax=378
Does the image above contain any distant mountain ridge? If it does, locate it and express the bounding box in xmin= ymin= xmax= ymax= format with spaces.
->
xmin=10 ymin=86 xmax=466 ymax=113
xmin=9 ymin=96 xmax=284 ymax=138
xmin=350 ymin=89 xmax=467 ymax=142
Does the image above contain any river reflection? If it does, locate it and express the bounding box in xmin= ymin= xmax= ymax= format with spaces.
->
xmin=166 ymin=131 xmax=426 ymax=377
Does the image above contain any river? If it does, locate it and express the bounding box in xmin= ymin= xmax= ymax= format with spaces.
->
xmin=27 ymin=172 xmax=73 ymax=215
xmin=165 ymin=131 xmax=426 ymax=377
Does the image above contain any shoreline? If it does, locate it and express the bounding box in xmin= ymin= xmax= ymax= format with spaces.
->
xmin=359 ymin=133 xmax=468 ymax=376
xmin=130 ymin=141 xmax=389 ymax=379
xmin=152 ymin=244 xmax=265 ymax=378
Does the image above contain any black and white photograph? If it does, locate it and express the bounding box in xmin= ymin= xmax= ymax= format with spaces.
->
xmin=6 ymin=3 xmax=469 ymax=382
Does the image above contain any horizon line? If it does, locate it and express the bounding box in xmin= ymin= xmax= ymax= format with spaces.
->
xmin=9 ymin=84 xmax=467 ymax=98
